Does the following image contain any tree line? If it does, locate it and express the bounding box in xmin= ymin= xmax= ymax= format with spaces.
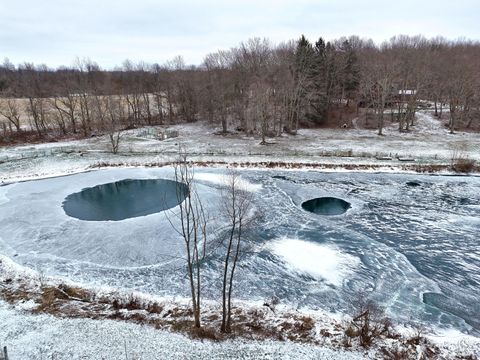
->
xmin=0 ymin=35 xmax=479 ymax=142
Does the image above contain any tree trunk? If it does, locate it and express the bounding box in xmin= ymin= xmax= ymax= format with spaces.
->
xmin=221 ymin=221 xmax=235 ymax=332
xmin=226 ymin=221 xmax=243 ymax=332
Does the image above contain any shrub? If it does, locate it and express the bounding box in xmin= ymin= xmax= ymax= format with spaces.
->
xmin=450 ymin=145 xmax=477 ymax=173
xmin=125 ymin=294 xmax=143 ymax=310
xmin=349 ymin=295 xmax=392 ymax=348
xmin=452 ymin=157 xmax=476 ymax=173
xmin=147 ymin=301 xmax=163 ymax=314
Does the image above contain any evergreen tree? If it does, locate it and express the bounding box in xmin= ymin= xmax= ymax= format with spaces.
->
xmin=305 ymin=37 xmax=329 ymax=125
xmin=325 ymin=42 xmax=340 ymax=106
xmin=292 ymin=35 xmax=315 ymax=126
xmin=293 ymin=36 xmax=336 ymax=126
xmin=341 ymin=40 xmax=360 ymax=105
xmin=294 ymin=35 xmax=315 ymax=76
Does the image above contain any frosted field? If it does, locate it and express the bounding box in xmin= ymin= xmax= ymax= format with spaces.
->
xmin=0 ymin=167 xmax=479 ymax=339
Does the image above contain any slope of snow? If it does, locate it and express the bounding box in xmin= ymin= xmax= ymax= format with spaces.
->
xmin=0 ymin=301 xmax=363 ymax=360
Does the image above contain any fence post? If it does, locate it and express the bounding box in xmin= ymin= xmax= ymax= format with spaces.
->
xmin=2 ymin=346 xmax=8 ymax=360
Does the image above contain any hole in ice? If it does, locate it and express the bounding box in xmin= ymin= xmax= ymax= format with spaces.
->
xmin=406 ymin=181 xmax=421 ymax=187
xmin=63 ymin=179 xmax=188 ymax=221
xmin=301 ymin=197 xmax=351 ymax=216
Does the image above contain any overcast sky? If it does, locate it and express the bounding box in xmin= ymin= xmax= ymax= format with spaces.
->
xmin=0 ymin=0 xmax=478 ymax=68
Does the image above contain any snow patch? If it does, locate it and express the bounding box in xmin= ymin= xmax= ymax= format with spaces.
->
xmin=427 ymin=328 xmax=480 ymax=358
xmin=195 ymin=172 xmax=262 ymax=192
xmin=270 ymin=238 xmax=360 ymax=286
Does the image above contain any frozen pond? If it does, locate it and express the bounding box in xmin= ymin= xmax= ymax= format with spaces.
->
xmin=0 ymin=168 xmax=479 ymax=336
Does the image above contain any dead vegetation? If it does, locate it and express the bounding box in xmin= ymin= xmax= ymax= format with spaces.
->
xmin=450 ymin=144 xmax=477 ymax=173
xmin=0 ymin=274 xmax=318 ymax=343
xmin=1 ymin=276 xmax=318 ymax=344
xmin=345 ymin=297 xmax=393 ymax=348
xmin=1 ymin=266 xmax=479 ymax=359
xmin=89 ymin=159 xmax=480 ymax=174
xmin=451 ymin=156 xmax=477 ymax=174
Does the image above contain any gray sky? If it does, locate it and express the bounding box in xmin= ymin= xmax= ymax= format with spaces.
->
xmin=0 ymin=0 xmax=478 ymax=68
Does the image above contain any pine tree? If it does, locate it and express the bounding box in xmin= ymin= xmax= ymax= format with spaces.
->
xmin=341 ymin=40 xmax=360 ymax=105
xmin=293 ymin=36 xmax=342 ymax=126
xmin=292 ymin=35 xmax=315 ymax=126
xmin=305 ymin=37 xmax=329 ymax=125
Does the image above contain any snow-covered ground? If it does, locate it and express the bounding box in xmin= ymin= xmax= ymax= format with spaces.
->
xmin=0 ymin=302 xmax=363 ymax=360
xmin=1 ymin=252 xmax=479 ymax=360
xmin=0 ymin=110 xmax=479 ymax=183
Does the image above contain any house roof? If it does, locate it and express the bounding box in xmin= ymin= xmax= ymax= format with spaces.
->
xmin=398 ymin=90 xmax=417 ymax=95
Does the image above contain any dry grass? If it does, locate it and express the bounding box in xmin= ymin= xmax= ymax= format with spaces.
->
xmin=35 ymin=284 xmax=93 ymax=313
xmin=146 ymin=301 xmax=163 ymax=314
xmin=0 ymin=270 xmax=473 ymax=358
xmin=2 ymin=284 xmax=33 ymax=304
xmin=189 ymin=325 xmax=219 ymax=341
xmin=57 ymin=284 xmax=91 ymax=301
xmin=90 ymin=159 xmax=480 ymax=175
xmin=450 ymin=145 xmax=477 ymax=173
xmin=0 ymin=128 xmax=83 ymax=146
xmin=451 ymin=157 xmax=476 ymax=173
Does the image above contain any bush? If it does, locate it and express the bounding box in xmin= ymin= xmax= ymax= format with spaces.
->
xmin=450 ymin=145 xmax=477 ymax=173
xmin=349 ymin=295 xmax=392 ymax=348
xmin=452 ymin=157 xmax=476 ymax=173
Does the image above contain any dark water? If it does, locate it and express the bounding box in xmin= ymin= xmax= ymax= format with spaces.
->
xmin=63 ymin=179 xmax=188 ymax=221
xmin=301 ymin=197 xmax=351 ymax=215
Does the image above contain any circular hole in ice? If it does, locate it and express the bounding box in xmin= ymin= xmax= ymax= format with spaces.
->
xmin=301 ymin=197 xmax=351 ymax=216
xmin=63 ymin=179 xmax=188 ymax=221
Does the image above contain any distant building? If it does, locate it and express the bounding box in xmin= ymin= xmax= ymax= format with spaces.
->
xmin=398 ymin=89 xmax=417 ymax=96
xmin=358 ymin=86 xmax=417 ymax=108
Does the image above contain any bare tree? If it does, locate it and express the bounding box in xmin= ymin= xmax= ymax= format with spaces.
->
xmin=0 ymin=98 xmax=22 ymax=133
xmin=203 ymin=50 xmax=234 ymax=133
xmin=106 ymin=95 xmax=125 ymax=154
xmin=1 ymin=35 xmax=479 ymax=141
xmin=168 ymin=151 xmax=208 ymax=328
xmin=220 ymin=170 xmax=254 ymax=332
xmin=19 ymin=63 xmax=50 ymax=137
xmin=51 ymin=71 xmax=80 ymax=134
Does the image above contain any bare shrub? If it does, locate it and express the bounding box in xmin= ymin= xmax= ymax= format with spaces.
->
xmin=108 ymin=130 xmax=123 ymax=154
xmin=380 ymin=346 xmax=411 ymax=359
xmin=450 ymin=144 xmax=476 ymax=173
xmin=263 ymin=295 xmax=280 ymax=313
xmin=125 ymin=294 xmax=143 ymax=310
xmin=147 ymin=301 xmax=163 ymax=314
xmin=190 ymin=326 xmax=219 ymax=341
xmin=348 ymin=295 xmax=392 ymax=348
xmin=452 ymin=157 xmax=476 ymax=173
xmin=57 ymin=283 xmax=91 ymax=301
